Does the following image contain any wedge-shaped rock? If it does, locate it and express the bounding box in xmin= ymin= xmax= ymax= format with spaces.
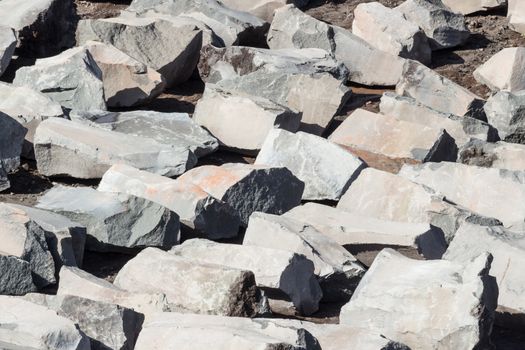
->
xmin=460 ymin=139 xmax=525 ymax=171
xmin=395 ymin=0 xmax=470 ymax=50
xmin=176 ymin=163 xmax=304 ymax=226
xmin=380 ymin=92 xmax=497 ymax=147
xmin=171 ymin=239 xmax=321 ymax=316
xmin=244 ymin=212 xmax=366 ymax=302
xmin=219 ymin=0 xmax=310 ymax=22
xmin=474 ymin=47 xmax=525 ymax=93
xmin=34 ymin=118 xmax=195 ymax=178
xmin=77 ymin=16 xmax=202 ymax=86
xmin=353 ymin=2 xmax=431 ymax=64
xmin=484 ymin=90 xmax=525 ymax=141
xmin=0 ymin=111 xmax=26 ymax=175
xmin=114 ymin=247 xmax=259 ymax=316
xmin=13 ymin=47 xmax=106 ymax=111
xmin=36 ymin=185 xmax=180 ymax=252
xmin=397 ymin=59 xmax=485 ymax=119
xmin=0 ymin=256 xmax=36 ymax=295
xmin=83 ymin=41 xmax=165 ymax=108
xmin=70 ymin=110 xmax=218 ymax=158
xmin=268 ymin=5 xmax=405 ymax=86
xmin=284 ymin=203 xmax=447 ymax=259
xmin=135 ymin=312 xmax=321 ymax=350
xmin=509 ymin=0 xmax=525 ymax=34
xmin=338 ymin=168 xmax=502 ymax=242
xmin=255 ymin=129 xmax=366 ymax=200
xmin=98 ymin=164 xmax=240 ymax=239
xmin=25 ymin=293 xmax=144 ymax=350
xmin=399 ymin=162 xmax=525 ymax=230
xmin=193 ymin=85 xmax=301 ymax=152
xmin=0 ymin=26 xmax=16 ymax=77
xmin=0 ymin=296 xmax=90 ymax=350
xmin=442 ymin=0 xmax=506 ymax=15
xmin=329 ymin=108 xmax=458 ymax=168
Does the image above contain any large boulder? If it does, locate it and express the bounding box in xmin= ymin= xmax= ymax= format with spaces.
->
xmin=114 ymin=247 xmax=260 ymax=316
xmin=484 ymin=90 xmax=525 ymax=141
xmin=219 ymin=0 xmax=310 ymax=22
xmin=474 ymin=47 xmax=525 ymax=93
xmin=0 ymin=111 xmax=26 ymax=174
xmin=0 ymin=26 xmax=16 ymax=76
xmin=34 ymin=118 xmax=196 ymax=178
xmin=353 ymin=2 xmax=431 ymax=64
xmin=255 ymin=129 xmax=366 ymax=200
xmin=36 ymin=185 xmax=180 ymax=252
xmin=171 ymin=239 xmax=322 ymax=316
xmin=442 ymin=0 xmax=506 ymax=15
xmin=98 ymin=164 xmax=241 ymax=239
xmin=508 ymin=0 xmax=525 ymax=34
xmin=459 ymin=139 xmax=525 ymax=171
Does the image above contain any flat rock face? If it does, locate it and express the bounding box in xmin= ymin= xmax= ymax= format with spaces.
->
xmin=442 ymin=0 xmax=506 ymax=15
xmin=0 ymin=296 xmax=91 ymax=350
xmin=98 ymin=164 xmax=241 ymax=239
xmin=219 ymin=0 xmax=309 ymax=22
xmin=395 ymin=0 xmax=470 ymax=50
xmin=34 ymin=118 xmax=196 ymax=178
xmin=474 ymin=47 xmax=525 ymax=92
xmin=77 ymin=16 xmax=203 ymax=86
xmin=340 ymin=249 xmax=497 ymax=349
xmin=459 ymin=139 xmax=525 ymax=171
xmin=0 ymin=26 xmax=16 ymax=77
xmin=193 ymin=85 xmax=301 ymax=153
xmin=36 ymin=185 xmax=180 ymax=252
xmin=399 ymin=162 xmax=525 ymax=231
xmin=13 ymin=47 xmax=106 ymax=111
xmin=484 ymin=90 xmax=525 ymax=140
xmin=114 ymin=247 xmax=259 ymax=317
xmin=171 ymin=239 xmax=321 ymax=316
xmin=0 ymin=111 xmax=27 ymax=175
xmin=353 ymin=2 xmax=431 ymax=64
xmin=508 ymin=0 xmax=525 ymax=34
xmin=255 ymin=129 xmax=366 ymax=200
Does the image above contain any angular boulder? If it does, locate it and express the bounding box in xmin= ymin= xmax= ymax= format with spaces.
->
xmin=508 ymin=0 xmax=525 ymax=34
xmin=0 ymin=111 xmax=26 ymax=174
xmin=459 ymin=139 xmax=525 ymax=171
xmin=219 ymin=0 xmax=310 ymax=22
xmin=442 ymin=0 xmax=506 ymax=15
xmin=0 ymin=256 xmax=36 ymax=296
xmin=0 ymin=25 xmax=16 ymax=76
xmin=474 ymin=47 xmax=525 ymax=93
xmin=484 ymin=90 xmax=525 ymax=141
xmin=255 ymin=129 xmax=366 ymax=200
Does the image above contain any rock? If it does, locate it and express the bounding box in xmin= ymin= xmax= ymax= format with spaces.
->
xmin=171 ymin=239 xmax=322 ymax=316
xmin=0 ymin=26 xmax=16 ymax=77
xmin=219 ymin=0 xmax=310 ymax=22
xmin=0 ymin=0 xmax=76 ymax=57
xmin=135 ymin=312 xmax=321 ymax=350
xmin=114 ymin=247 xmax=259 ymax=316
xmin=284 ymin=203 xmax=447 ymax=259
xmin=459 ymin=139 xmax=525 ymax=171
xmin=0 ymin=111 xmax=26 ymax=174
xmin=484 ymin=90 xmax=525 ymax=141
xmin=76 ymin=16 xmax=203 ymax=86
xmin=255 ymin=129 xmax=366 ymax=200
xmin=83 ymin=41 xmax=165 ymax=108
xmin=474 ymin=47 xmax=525 ymax=93
xmin=0 ymin=296 xmax=90 ymax=350
xmin=329 ymin=108 xmax=458 ymax=168
xmin=70 ymin=109 xmax=218 ymax=158
xmin=0 ymin=256 xmax=36 ymax=296
xmin=442 ymin=0 xmax=506 ymax=15
xmin=25 ymin=293 xmax=144 ymax=350
xmin=193 ymin=85 xmax=301 ymax=153
xmin=353 ymin=2 xmax=431 ymax=64
xmin=340 ymin=249 xmax=496 ymax=349
xmin=397 ymin=59 xmax=486 ymax=119
xmin=399 ymin=162 xmax=525 ymax=231
xmin=508 ymin=0 xmax=525 ymax=34
xmin=98 ymin=164 xmax=241 ymax=239
xmin=395 ymin=0 xmax=470 ymax=50
xmin=380 ymin=92 xmax=497 ymax=147
xmin=244 ymin=212 xmax=366 ymax=302
xmin=34 ymin=118 xmax=196 ymax=178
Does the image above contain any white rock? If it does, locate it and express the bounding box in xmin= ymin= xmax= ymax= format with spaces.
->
xmin=474 ymin=47 xmax=525 ymax=92
xmin=459 ymin=139 xmax=525 ymax=171
xmin=219 ymin=0 xmax=310 ymax=22
xmin=0 ymin=26 xmax=16 ymax=76
xmin=442 ymin=0 xmax=506 ymax=15
xmin=508 ymin=0 xmax=525 ymax=34
xmin=484 ymin=90 xmax=525 ymax=140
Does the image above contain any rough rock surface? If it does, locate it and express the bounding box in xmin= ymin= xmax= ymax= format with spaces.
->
xmin=219 ymin=0 xmax=311 ymax=22
xmin=0 ymin=256 xmax=36 ymax=296
xmin=484 ymin=90 xmax=525 ymax=141
xmin=441 ymin=0 xmax=506 ymax=15
xmin=459 ymin=139 xmax=525 ymax=171
xmin=508 ymin=0 xmax=525 ymax=34
xmin=0 ymin=111 xmax=27 ymax=175
xmin=0 ymin=26 xmax=16 ymax=77
xmin=474 ymin=47 xmax=525 ymax=92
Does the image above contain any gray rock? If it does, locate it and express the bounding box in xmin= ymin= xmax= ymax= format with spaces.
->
xmin=484 ymin=90 xmax=525 ymax=141
xmin=442 ymin=0 xmax=506 ymax=15
xmin=255 ymin=129 xmax=366 ymax=200
xmin=508 ymin=0 xmax=525 ymax=35
xmin=474 ymin=47 xmax=525 ymax=93
xmin=13 ymin=47 xmax=106 ymax=111
xmin=219 ymin=0 xmax=311 ymax=22
xmin=0 ymin=26 xmax=16 ymax=77
xmin=0 ymin=165 xmax=8 ymax=192
xmin=459 ymin=139 xmax=525 ymax=171
xmin=36 ymin=185 xmax=180 ymax=252
xmin=0 ymin=111 xmax=26 ymax=175
xmin=0 ymin=256 xmax=36 ymax=296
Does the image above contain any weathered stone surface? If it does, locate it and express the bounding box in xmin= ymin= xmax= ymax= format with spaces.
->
xmin=0 ymin=165 xmax=8 ymax=192
xmin=268 ymin=5 xmax=405 ymax=86
xmin=83 ymin=41 xmax=165 ymax=108
xmin=508 ymin=0 xmax=525 ymax=34
xmin=484 ymin=90 xmax=525 ymax=141
xmin=340 ymin=249 xmax=497 ymax=349
xmin=135 ymin=312 xmax=321 ymax=350
xmin=0 ymin=26 xmax=16 ymax=77
xmin=442 ymin=0 xmax=506 ymax=15
xmin=399 ymin=162 xmax=525 ymax=231
xmin=13 ymin=47 xmax=106 ymax=111
xmin=114 ymin=247 xmax=259 ymax=316
xmin=396 ymin=0 xmax=470 ymax=50
xmin=34 ymin=118 xmax=195 ymax=178
xmin=255 ymin=129 xmax=365 ymax=200
xmin=98 ymin=164 xmax=241 ymax=239
xmin=0 ymin=296 xmax=91 ymax=350
xmin=0 ymin=256 xmax=36 ymax=296
xmin=330 ymin=108 xmax=458 ymax=166
xmin=474 ymin=47 xmax=525 ymax=93
xmin=171 ymin=239 xmax=322 ymax=316
xmin=284 ymin=203 xmax=447 ymax=259
xmin=193 ymin=85 xmax=301 ymax=152
xmin=219 ymin=0 xmax=310 ymax=22
xmin=380 ymin=92 xmax=497 ymax=147
xmin=245 ymin=212 xmax=365 ymax=302
xmin=77 ymin=16 xmax=203 ymax=86
xmin=70 ymin=109 xmax=218 ymax=158
xmin=459 ymin=139 xmax=525 ymax=171
xmin=0 ymin=111 xmax=26 ymax=176
xmin=353 ymin=2 xmax=431 ymax=64
xmin=397 ymin=59 xmax=485 ymax=119
xmin=36 ymin=185 xmax=180 ymax=252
